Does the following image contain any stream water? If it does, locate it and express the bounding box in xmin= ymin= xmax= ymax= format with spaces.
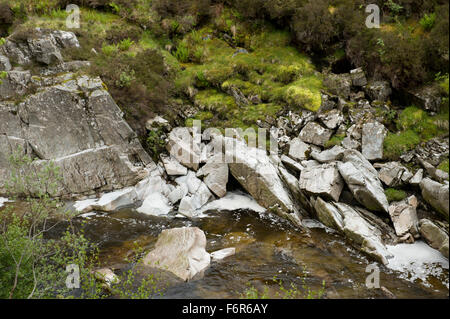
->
xmin=73 ymin=204 xmax=448 ymax=299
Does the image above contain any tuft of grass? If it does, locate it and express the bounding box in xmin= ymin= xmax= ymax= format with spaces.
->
xmin=385 ymin=188 xmax=407 ymax=203
xmin=419 ymin=13 xmax=436 ymax=31
xmin=383 ymin=130 xmax=421 ymax=160
xmin=118 ymin=38 xmax=134 ymax=51
xmin=438 ymin=159 xmax=449 ymax=173
xmin=324 ymin=134 xmax=345 ymax=149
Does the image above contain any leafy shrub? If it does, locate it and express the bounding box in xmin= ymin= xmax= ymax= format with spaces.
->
xmin=419 ymin=13 xmax=436 ymax=31
xmin=101 ymin=43 xmax=119 ymax=56
xmin=174 ymin=42 xmax=189 ymax=62
xmin=146 ymin=129 xmax=166 ymax=161
xmin=0 ymin=148 xmax=102 ymax=299
xmin=118 ymin=38 xmax=134 ymax=51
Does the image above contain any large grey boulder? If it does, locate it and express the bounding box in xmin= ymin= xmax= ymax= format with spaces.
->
xmin=420 ymin=178 xmax=449 ymax=220
xmin=337 ymin=150 xmax=389 ymax=213
xmin=0 ymin=75 xmax=152 ymax=197
xmin=361 ymin=122 xmax=387 ymax=161
xmin=299 ymin=122 xmax=333 ymax=147
xmin=143 ymin=227 xmax=211 ymax=281
xmin=388 ymin=196 xmax=419 ymax=237
xmin=299 ymin=162 xmax=344 ymax=202
xmin=314 ymin=198 xmax=392 ymax=264
xmin=220 ymin=136 xmax=303 ymax=227
xmin=419 ymin=219 xmax=449 ymax=258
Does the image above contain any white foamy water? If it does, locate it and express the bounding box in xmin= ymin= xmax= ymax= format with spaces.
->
xmin=386 ymin=241 xmax=449 ymax=287
xmin=0 ymin=197 xmax=10 ymax=208
xmin=196 ymin=191 xmax=266 ymax=215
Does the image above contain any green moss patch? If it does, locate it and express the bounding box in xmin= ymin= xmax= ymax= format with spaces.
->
xmin=385 ymin=188 xmax=407 ymax=203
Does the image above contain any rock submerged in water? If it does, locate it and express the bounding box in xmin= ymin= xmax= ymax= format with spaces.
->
xmin=143 ymin=227 xmax=211 ymax=281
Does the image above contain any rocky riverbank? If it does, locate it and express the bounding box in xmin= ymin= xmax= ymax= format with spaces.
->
xmin=0 ymin=29 xmax=448 ymax=289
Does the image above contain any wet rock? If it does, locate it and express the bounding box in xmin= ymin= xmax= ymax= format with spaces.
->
xmin=311 ymin=146 xmax=345 ymax=163
xmin=137 ymin=192 xmax=172 ymax=216
xmin=278 ymin=166 xmax=313 ymax=216
xmin=161 ymin=154 xmax=188 ymax=176
xmin=299 ymin=162 xmax=344 ymax=202
xmin=377 ymin=162 xmax=413 ymax=187
xmin=318 ymin=109 xmax=344 ymax=130
xmin=196 ymin=154 xmax=228 ymax=198
xmin=176 ymin=171 xmax=214 ymax=217
xmin=337 ymin=149 xmax=389 ymax=213
xmin=280 ymin=155 xmax=304 ymax=175
xmin=299 ymin=122 xmax=333 ymax=147
xmin=419 ymin=219 xmax=449 ymax=258
xmin=388 ymin=196 xmax=420 ymax=237
xmin=420 ymin=178 xmax=449 ymax=220
xmin=76 ymin=187 xmax=138 ymax=213
xmin=143 ymin=227 xmax=211 ymax=281
xmin=314 ymin=198 xmax=391 ymax=264
xmin=361 ymin=122 xmax=387 ymax=161
xmin=221 ymin=136 xmax=303 ymax=226
xmin=364 ymin=80 xmax=392 ymax=102
xmin=288 ymin=137 xmax=311 ymax=161
xmin=350 ymin=68 xmax=367 ymax=87
xmin=210 ymin=247 xmax=236 ymax=261
xmin=166 ymin=127 xmax=202 ymax=171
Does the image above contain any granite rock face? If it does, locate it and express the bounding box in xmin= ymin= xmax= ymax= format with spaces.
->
xmin=0 ymin=31 xmax=152 ymax=198
xmin=1 ymin=77 xmax=152 ymax=197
